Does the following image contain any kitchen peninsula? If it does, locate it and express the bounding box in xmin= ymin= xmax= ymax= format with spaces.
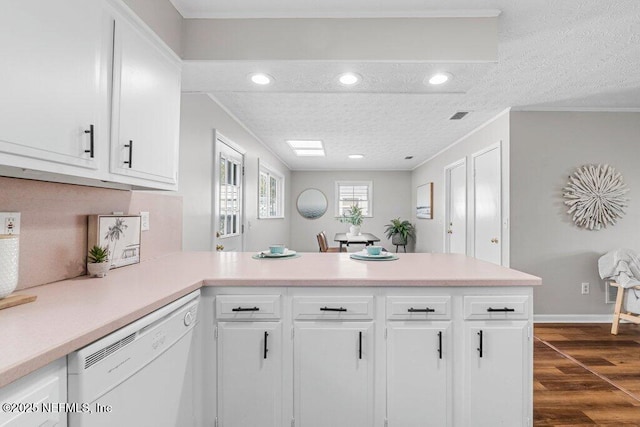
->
xmin=1 ymin=252 xmax=540 ymax=427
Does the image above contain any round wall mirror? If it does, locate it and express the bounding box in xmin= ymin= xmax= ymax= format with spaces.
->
xmin=296 ymin=189 xmax=328 ymax=219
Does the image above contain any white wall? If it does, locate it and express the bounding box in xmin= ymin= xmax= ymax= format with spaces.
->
xmin=178 ymin=93 xmax=291 ymax=251
xmin=411 ymin=111 xmax=510 ymax=261
xmin=510 ymin=111 xmax=640 ymax=315
xmin=290 ymin=170 xmax=412 ymax=252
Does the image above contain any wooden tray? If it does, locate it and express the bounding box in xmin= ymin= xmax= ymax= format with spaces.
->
xmin=0 ymin=294 xmax=37 ymax=310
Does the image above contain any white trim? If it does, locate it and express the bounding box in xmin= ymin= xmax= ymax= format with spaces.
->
xmin=443 ymin=158 xmax=467 ymax=255
xmin=206 ymin=93 xmax=291 ymax=169
xmin=511 ymin=106 xmax=640 ymax=113
xmin=412 ymin=108 xmax=510 ymax=171
xmin=534 ymin=314 xmax=613 ymax=323
xmin=176 ymin=10 xmax=502 ymax=19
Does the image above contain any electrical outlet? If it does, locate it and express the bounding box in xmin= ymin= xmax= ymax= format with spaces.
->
xmin=0 ymin=212 xmax=21 ymax=235
xmin=140 ymin=211 xmax=150 ymax=231
xmin=581 ymin=282 xmax=590 ymax=295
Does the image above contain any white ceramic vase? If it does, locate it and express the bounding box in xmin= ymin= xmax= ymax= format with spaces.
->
xmin=87 ymin=262 xmax=110 ymax=278
xmin=0 ymin=235 xmax=19 ymax=299
xmin=349 ymin=225 xmax=361 ymax=236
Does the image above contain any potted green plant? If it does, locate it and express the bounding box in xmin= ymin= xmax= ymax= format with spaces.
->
xmin=338 ymin=205 xmax=364 ymax=235
xmin=384 ymin=218 xmax=416 ymax=246
xmin=87 ymin=245 xmax=110 ymax=278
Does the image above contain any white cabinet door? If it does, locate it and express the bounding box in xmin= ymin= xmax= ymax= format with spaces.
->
xmin=110 ymin=12 xmax=181 ymax=187
xmin=0 ymin=0 xmax=108 ymax=174
xmin=294 ymin=322 xmax=374 ymax=427
xmin=465 ymin=321 xmax=530 ymax=427
xmin=217 ymin=322 xmax=282 ymax=427
xmin=387 ymin=322 xmax=452 ymax=427
xmin=0 ymin=357 xmax=66 ymax=427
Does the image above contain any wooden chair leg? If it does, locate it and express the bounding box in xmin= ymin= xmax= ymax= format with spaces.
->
xmin=611 ymin=283 xmax=624 ymax=335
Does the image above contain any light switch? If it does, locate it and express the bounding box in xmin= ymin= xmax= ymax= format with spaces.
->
xmin=140 ymin=211 xmax=150 ymax=231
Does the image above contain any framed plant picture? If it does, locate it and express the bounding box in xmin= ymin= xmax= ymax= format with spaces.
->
xmin=416 ymin=182 xmax=434 ymax=219
xmin=88 ymin=215 xmax=141 ymax=268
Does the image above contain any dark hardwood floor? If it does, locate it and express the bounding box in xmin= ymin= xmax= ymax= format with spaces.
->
xmin=534 ymin=323 xmax=640 ymax=426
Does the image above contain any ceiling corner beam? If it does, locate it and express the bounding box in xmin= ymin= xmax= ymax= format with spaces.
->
xmin=182 ymin=17 xmax=498 ymax=62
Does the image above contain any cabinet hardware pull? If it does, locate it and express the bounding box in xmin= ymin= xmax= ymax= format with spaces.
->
xmin=407 ymin=307 xmax=435 ymax=313
xmin=124 ymin=140 xmax=133 ymax=168
xmin=264 ymin=331 xmax=269 ymax=359
xmin=477 ymin=330 xmax=483 ymax=358
xmin=231 ymin=306 xmax=260 ymax=312
xmin=487 ymin=307 xmax=515 ymax=312
xmin=438 ymin=331 xmax=443 ymax=359
xmin=320 ymin=306 xmax=347 ymax=312
xmin=358 ymin=331 xmax=363 ymax=360
xmin=84 ymin=125 xmax=94 ymax=158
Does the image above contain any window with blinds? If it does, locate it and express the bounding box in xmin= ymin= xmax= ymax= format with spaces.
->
xmin=335 ymin=181 xmax=373 ymax=217
xmin=259 ymin=161 xmax=285 ymax=219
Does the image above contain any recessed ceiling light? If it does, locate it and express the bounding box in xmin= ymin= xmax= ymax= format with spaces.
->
xmin=249 ymin=73 xmax=273 ymax=85
xmin=287 ymin=140 xmax=323 ymax=149
xmin=294 ymin=149 xmax=326 ymax=157
xmin=426 ymin=72 xmax=452 ymax=85
xmin=348 ymin=154 xmax=364 ymax=159
xmin=338 ymin=72 xmax=362 ymax=86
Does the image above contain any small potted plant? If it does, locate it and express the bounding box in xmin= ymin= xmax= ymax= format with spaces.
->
xmin=87 ymin=245 xmax=110 ymax=278
xmin=384 ymin=218 xmax=416 ymax=246
xmin=338 ymin=205 xmax=364 ymax=236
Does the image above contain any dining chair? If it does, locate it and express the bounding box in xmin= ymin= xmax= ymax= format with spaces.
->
xmin=316 ymin=232 xmax=346 ymax=253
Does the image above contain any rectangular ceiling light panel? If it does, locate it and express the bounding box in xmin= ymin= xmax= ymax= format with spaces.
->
xmin=287 ymin=140 xmax=324 ymax=149
xmin=294 ymin=149 xmax=326 ymax=157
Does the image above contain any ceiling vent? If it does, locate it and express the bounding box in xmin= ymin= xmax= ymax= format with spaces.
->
xmin=449 ymin=112 xmax=469 ymax=120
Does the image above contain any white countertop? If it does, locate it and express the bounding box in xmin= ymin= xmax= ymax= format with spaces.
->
xmin=0 ymin=251 xmax=540 ymax=387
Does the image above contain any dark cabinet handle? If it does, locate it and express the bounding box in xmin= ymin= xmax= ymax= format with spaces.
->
xmin=320 ymin=306 xmax=347 ymax=312
xmin=231 ymin=306 xmax=260 ymax=312
xmin=487 ymin=307 xmax=515 ymax=312
xmin=438 ymin=331 xmax=443 ymax=359
xmin=477 ymin=330 xmax=483 ymax=358
xmin=358 ymin=331 xmax=362 ymax=360
xmin=264 ymin=331 xmax=269 ymax=359
xmin=124 ymin=140 xmax=133 ymax=168
xmin=84 ymin=125 xmax=94 ymax=158
xmin=408 ymin=307 xmax=435 ymax=313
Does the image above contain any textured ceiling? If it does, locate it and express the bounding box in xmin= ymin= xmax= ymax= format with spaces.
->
xmin=178 ymin=0 xmax=640 ymax=170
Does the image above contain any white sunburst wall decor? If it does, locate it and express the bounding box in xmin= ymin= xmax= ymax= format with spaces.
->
xmin=563 ymin=164 xmax=630 ymax=230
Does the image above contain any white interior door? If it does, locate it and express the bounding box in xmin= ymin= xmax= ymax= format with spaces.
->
xmin=214 ymin=136 xmax=244 ymax=252
xmin=473 ymin=144 xmax=502 ymax=265
xmin=445 ymin=160 xmax=467 ymax=255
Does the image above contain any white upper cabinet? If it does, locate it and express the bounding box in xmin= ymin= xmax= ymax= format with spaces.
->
xmin=109 ymin=6 xmax=181 ymax=189
xmin=0 ymin=0 xmax=109 ymax=176
xmin=0 ymin=0 xmax=181 ymax=190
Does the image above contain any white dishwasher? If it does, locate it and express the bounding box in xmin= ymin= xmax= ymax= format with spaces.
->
xmin=67 ymin=290 xmax=200 ymax=427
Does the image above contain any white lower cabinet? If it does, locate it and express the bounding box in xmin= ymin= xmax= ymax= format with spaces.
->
xmin=386 ymin=322 xmax=452 ymax=427
xmin=464 ymin=322 xmax=530 ymax=427
xmin=0 ymin=357 xmax=67 ymax=427
xmin=207 ymin=288 xmax=533 ymax=427
xmin=217 ymin=322 xmax=282 ymax=427
xmin=294 ymin=322 xmax=374 ymax=427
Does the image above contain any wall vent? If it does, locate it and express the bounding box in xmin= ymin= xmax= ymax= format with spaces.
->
xmin=84 ymin=333 xmax=136 ymax=369
xmin=449 ymin=111 xmax=469 ymax=120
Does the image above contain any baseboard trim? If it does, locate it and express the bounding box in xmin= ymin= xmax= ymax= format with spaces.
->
xmin=534 ymin=314 xmax=613 ymax=323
